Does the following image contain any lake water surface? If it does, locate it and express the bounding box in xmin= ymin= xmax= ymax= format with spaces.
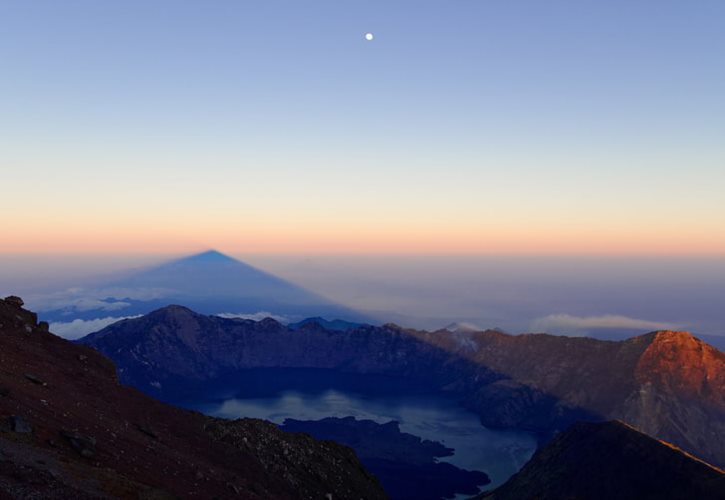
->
xmin=190 ymin=369 xmax=537 ymax=490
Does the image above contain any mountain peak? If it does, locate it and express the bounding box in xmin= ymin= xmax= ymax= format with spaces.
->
xmin=181 ymin=249 xmax=238 ymax=264
xmin=145 ymin=305 xmax=215 ymax=329
xmin=651 ymin=329 xmax=699 ymax=343
xmin=483 ymin=420 xmax=725 ymax=500
xmin=149 ymin=304 xmax=198 ymax=317
xmin=634 ymin=329 xmax=725 ymax=403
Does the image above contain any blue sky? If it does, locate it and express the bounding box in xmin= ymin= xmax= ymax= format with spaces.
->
xmin=1 ymin=0 xmax=724 ymax=253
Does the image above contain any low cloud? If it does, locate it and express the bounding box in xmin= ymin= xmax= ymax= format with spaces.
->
xmin=49 ymin=316 xmax=142 ymax=340
xmin=216 ymin=311 xmax=290 ymax=323
xmin=444 ymin=321 xmax=483 ymax=332
xmin=531 ymin=313 xmax=676 ymax=335
xmin=69 ymin=298 xmax=131 ymax=312
xmin=29 ymin=286 xmax=171 ymax=313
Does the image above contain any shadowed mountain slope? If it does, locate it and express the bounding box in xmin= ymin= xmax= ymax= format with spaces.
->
xmin=0 ymin=297 xmax=385 ymax=499
xmin=480 ymin=420 xmax=725 ymax=500
xmin=81 ymin=306 xmax=725 ymax=467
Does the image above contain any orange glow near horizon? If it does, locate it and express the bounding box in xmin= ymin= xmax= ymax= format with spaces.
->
xmin=4 ymin=172 xmax=724 ymax=256
xmin=4 ymin=219 xmax=725 ymax=256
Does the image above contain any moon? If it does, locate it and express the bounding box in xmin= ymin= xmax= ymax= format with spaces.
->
xmin=365 ymin=33 xmax=374 ymax=41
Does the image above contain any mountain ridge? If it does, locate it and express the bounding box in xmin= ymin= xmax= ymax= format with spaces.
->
xmin=480 ymin=420 xmax=724 ymax=500
xmin=81 ymin=305 xmax=725 ymax=467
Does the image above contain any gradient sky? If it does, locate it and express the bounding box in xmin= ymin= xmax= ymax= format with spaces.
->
xmin=2 ymin=1 xmax=724 ymax=254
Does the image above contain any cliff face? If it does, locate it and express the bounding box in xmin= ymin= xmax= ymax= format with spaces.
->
xmin=480 ymin=421 xmax=725 ymax=500
xmin=82 ymin=305 xmax=725 ymax=468
xmin=621 ymin=331 xmax=725 ymax=469
xmin=635 ymin=331 xmax=725 ymax=402
xmin=414 ymin=328 xmax=725 ymax=467
xmin=0 ymin=298 xmax=386 ymax=499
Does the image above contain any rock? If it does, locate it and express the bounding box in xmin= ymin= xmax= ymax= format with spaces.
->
xmin=3 ymin=296 xmax=24 ymax=308
xmin=0 ymin=386 xmax=9 ymax=397
xmin=78 ymin=354 xmax=88 ymax=362
xmin=24 ymin=373 xmax=47 ymax=386
xmin=38 ymin=321 xmax=49 ymax=332
xmin=135 ymin=423 xmax=158 ymax=440
xmin=9 ymin=415 xmax=32 ymax=434
xmin=61 ymin=431 xmax=96 ymax=458
xmin=205 ymin=418 xmax=387 ymax=500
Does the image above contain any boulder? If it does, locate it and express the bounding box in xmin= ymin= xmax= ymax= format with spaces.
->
xmin=3 ymin=296 xmax=24 ymax=308
xmin=9 ymin=415 xmax=32 ymax=434
xmin=24 ymin=373 xmax=47 ymax=387
xmin=61 ymin=431 xmax=96 ymax=458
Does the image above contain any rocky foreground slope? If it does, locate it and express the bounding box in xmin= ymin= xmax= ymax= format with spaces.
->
xmin=0 ymin=297 xmax=386 ymax=499
xmin=83 ymin=305 xmax=725 ymax=467
xmin=479 ymin=420 xmax=725 ymax=500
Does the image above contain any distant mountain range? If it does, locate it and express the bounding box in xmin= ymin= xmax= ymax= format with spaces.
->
xmin=288 ymin=317 xmax=363 ymax=332
xmin=38 ymin=250 xmax=365 ymax=332
xmin=81 ymin=305 xmax=725 ymax=468
xmin=32 ymin=249 xmax=725 ymax=353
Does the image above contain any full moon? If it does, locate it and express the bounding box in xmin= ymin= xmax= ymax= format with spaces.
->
xmin=365 ymin=33 xmax=374 ymax=41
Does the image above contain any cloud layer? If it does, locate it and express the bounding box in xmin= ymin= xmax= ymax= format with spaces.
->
xmin=49 ymin=316 xmax=142 ymax=340
xmin=531 ymin=313 xmax=676 ymax=335
xmin=29 ymin=287 xmax=170 ymax=313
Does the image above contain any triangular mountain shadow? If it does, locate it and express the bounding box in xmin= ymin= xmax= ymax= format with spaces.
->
xmin=40 ymin=250 xmax=366 ymax=324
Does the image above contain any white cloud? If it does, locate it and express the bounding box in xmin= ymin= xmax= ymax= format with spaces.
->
xmin=216 ymin=311 xmax=289 ymax=323
xmin=444 ymin=321 xmax=483 ymax=332
xmin=69 ymin=298 xmax=131 ymax=312
xmin=49 ymin=316 xmax=142 ymax=340
xmin=531 ymin=313 xmax=676 ymax=335
xmin=28 ymin=286 xmax=171 ymax=313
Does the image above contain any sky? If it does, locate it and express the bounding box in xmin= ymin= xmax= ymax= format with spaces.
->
xmin=248 ymin=254 xmax=725 ymax=336
xmin=1 ymin=0 xmax=724 ymax=254
xmin=1 ymin=252 xmax=724 ymax=342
